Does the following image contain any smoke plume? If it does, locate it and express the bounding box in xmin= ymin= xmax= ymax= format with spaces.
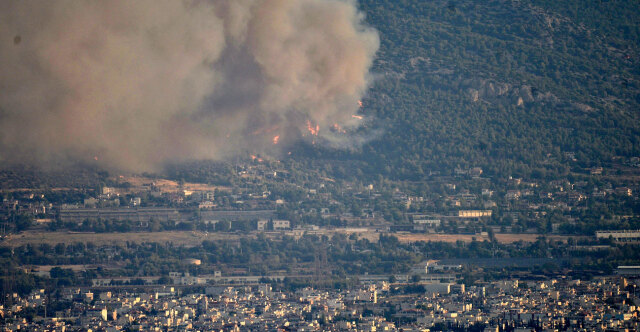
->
xmin=0 ymin=0 xmax=378 ymax=171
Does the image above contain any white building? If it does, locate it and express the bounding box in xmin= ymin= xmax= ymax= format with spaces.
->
xmin=272 ymin=220 xmax=290 ymax=230
xmin=423 ymin=283 xmax=451 ymax=295
xmin=596 ymin=230 xmax=640 ymax=242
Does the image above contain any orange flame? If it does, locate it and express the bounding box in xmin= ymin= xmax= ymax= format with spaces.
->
xmin=306 ymin=120 xmax=319 ymax=136
xmin=94 ymin=156 xmax=98 ymax=161
xmin=352 ymin=114 xmax=363 ymax=120
xmin=273 ymin=135 xmax=280 ymax=145
xmin=251 ymin=155 xmax=257 ymax=161
xmin=358 ymin=100 xmax=363 ymax=108
xmin=332 ymin=123 xmax=346 ymax=134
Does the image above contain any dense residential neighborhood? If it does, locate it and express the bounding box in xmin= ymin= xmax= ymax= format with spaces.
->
xmin=2 ymin=274 xmax=639 ymax=331
xmin=0 ymin=159 xmax=639 ymax=331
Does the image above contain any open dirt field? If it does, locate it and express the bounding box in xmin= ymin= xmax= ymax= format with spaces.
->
xmin=305 ymin=228 xmax=585 ymax=244
xmin=1 ymin=229 xmax=585 ymax=248
xmin=1 ymin=231 xmax=243 ymax=248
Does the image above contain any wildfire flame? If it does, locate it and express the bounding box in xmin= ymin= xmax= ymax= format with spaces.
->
xmin=94 ymin=156 xmax=98 ymax=161
xmin=332 ymin=123 xmax=346 ymax=134
xmin=358 ymin=100 xmax=363 ymax=108
xmin=306 ymin=120 xmax=319 ymax=136
xmin=273 ymin=135 xmax=280 ymax=145
xmin=352 ymin=114 xmax=363 ymax=120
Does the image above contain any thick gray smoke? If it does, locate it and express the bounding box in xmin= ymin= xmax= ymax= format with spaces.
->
xmin=0 ymin=0 xmax=378 ymax=171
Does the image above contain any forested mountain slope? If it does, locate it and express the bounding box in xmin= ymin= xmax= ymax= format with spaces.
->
xmin=298 ymin=0 xmax=640 ymax=181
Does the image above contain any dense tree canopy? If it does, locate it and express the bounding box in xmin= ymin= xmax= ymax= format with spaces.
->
xmin=290 ymin=0 xmax=640 ymax=181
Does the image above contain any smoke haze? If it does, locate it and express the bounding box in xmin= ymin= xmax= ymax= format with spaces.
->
xmin=0 ymin=0 xmax=378 ymax=171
